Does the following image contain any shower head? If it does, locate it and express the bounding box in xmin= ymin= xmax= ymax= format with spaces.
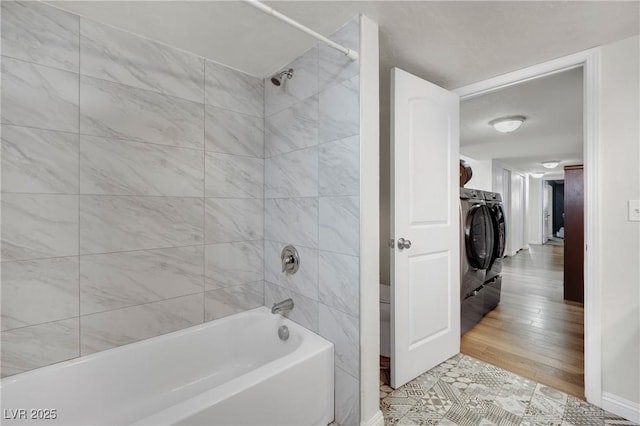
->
xmin=270 ymin=68 xmax=294 ymax=86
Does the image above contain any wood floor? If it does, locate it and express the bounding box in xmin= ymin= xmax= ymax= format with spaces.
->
xmin=460 ymin=243 xmax=585 ymax=399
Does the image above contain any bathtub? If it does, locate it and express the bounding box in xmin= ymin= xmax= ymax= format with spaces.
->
xmin=0 ymin=307 xmax=334 ymax=426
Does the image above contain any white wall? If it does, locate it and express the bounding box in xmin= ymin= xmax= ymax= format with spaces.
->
xmin=460 ymin=154 xmax=492 ymax=191
xmin=528 ymin=176 xmax=544 ymax=245
xmin=599 ymin=35 xmax=640 ymax=412
xmin=492 ymin=161 xmax=530 ymax=255
xmin=359 ymin=15 xmax=382 ymax=426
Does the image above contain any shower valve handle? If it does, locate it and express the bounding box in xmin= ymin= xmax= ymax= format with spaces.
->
xmin=282 ymin=255 xmax=294 ymax=272
xmin=281 ymin=245 xmax=300 ymax=274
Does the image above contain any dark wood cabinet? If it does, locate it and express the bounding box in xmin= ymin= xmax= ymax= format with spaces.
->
xmin=564 ymin=165 xmax=584 ymax=303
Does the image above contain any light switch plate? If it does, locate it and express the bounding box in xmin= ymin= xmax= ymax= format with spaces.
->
xmin=629 ymin=200 xmax=640 ymax=221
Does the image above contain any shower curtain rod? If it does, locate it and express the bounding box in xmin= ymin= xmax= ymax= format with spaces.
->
xmin=242 ymin=0 xmax=359 ymax=61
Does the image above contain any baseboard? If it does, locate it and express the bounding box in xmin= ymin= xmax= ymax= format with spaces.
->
xmin=602 ymin=392 xmax=640 ymax=423
xmin=360 ymin=410 xmax=384 ymax=426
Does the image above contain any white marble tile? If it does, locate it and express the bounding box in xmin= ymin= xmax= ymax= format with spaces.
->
xmin=318 ymin=251 xmax=359 ymax=317
xmin=205 ymin=241 xmax=263 ymax=290
xmin=335 ymin=367 xmax=360 ymax=426
xmin=318 ymin=303 xmax=359 ymax=378
xmin=319 ymin=196 xmax=359 ymax=256
xmin=1 ymin=125 xmax=79 ymax=194
xmin=205 ymin=105 xmax=264 ymax=157
xmin=80 ymin=196 xmax=203 ymax=254
xmin=204 ymin=60 xmax=263 ymax=117
xmin=319 ymin=75 xmax=359 ymax=143
xmin=264 ymin=281 xmax=318 ymax=333
xmin=80 ymin=246 xmax=204 ymax=315
xmin=319 ymin=135 xmax=359 ymax=196
xmin=1 ymin=1 xmax=79 ymax=72
xmin=265 ymin=47 xmax=318 ymax=116
xmin=319 ymin=18 xmax=360 ymax=91
xmin=81 ymin=294 xmax=203 ymax=355
xmin=265 ymin=198 xmax=318 ymax=249
xmin=205 ymin=152 xmax=263 ymax=198
xmin=80 ymin=19 xmax=204 ymax=102
xmin=1 ymin=318 xmax=79 ymax=378
xmin=1 ymin=257 xmax=79 ymax=331
xmin=80 ymin=135 xmax=204 ymax=197
xmin=204 ymin=282 xmax=264 ymax=321
xmin=265 ymin=147 xmax=318 ymax=198
xmin=265 ymin=95 xmax=318 ymax=158
xmin=1 ymin=57 xmax=79 ymax=132
xmin=80 ymin=76 xmax=204 ymax=149
xmin=1 ymin=194 xmax=79 ymax=261
xmin=204 ymin=198 xmax=263 ymax=244
xmin=264 ymin=240 xmax=318 ymax=300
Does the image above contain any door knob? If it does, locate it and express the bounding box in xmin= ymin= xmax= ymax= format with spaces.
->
xmin=397 ymin=238 xmax=412 ymax=250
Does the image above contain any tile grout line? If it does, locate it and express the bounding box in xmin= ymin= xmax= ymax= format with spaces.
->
xmin=0 ymin=53 xmax=213 ymax=108
xmin=77 ymin=15 xmax=82 ymax=359
xmin=202 ymin=59 xmax=206 ymax=325
xmin=81 ymin=293 xmax=206 ymax=323
xmin=263 ymin=76 xmax=267 ymax=308
xmin=0 ymin=121 xmax=205 ymax=153
xmin=316 ymin=43 xmax=322 ymax=334
xmin=0 ymin=242 xmax=214 ymax=264
xmin=1 ymin=283 xmax=209 ymax=334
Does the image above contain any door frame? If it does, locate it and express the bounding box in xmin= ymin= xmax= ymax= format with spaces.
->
xmin=453 ymin=48 xmax=602 ymax=405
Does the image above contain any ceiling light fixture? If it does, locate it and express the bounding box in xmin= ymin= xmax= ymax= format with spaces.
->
xmin=489 ymin=115 xmax=526 ymax=133
xmin=530 ymin=172 xmax=545 ymax=178
xmin=541 ymin=161 xmax=560 ymax=169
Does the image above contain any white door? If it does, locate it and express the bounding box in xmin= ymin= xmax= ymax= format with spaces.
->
xmin=390 ymin=68 xmax=460 ymax=388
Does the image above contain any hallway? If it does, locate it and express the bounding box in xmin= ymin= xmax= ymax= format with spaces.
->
xmin=461 ymin=244 xmax=585 ymax=399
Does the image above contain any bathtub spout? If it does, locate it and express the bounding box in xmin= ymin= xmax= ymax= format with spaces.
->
xmin=271 ymin=298 xmax=294 ymax=315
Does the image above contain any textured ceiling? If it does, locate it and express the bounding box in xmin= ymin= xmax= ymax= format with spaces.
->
xmin=50 ymin=1 xmax=639 ymax=88
xmin=460 ymin=67 xmax=584 ymax=175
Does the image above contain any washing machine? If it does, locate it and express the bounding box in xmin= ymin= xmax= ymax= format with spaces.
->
xmin=460 ymin=188 xmax=494 ymax=334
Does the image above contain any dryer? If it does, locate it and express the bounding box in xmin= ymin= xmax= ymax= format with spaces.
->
xmin=460 ymin=188 xmax=494 ymax=333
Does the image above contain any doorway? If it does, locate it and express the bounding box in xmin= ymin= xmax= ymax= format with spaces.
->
xmin=458 ymin=66 xmax=586 ymax=398
xmin=544 ymin=180 xmax=565 ymax=244
xmin=453 ymin=49 xmax=601 ymax=404
xmin=373 ymin=49 xmax=602 ymax=420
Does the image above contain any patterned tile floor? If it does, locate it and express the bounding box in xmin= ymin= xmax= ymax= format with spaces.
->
xmin=380 ymin=354 xmax=637 ymax=426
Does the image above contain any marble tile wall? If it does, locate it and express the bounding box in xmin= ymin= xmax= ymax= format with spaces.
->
xmin=263 ymin=18 xmax=361 ymax=426
xmin=1 ymin=1 xmax=264 ymax=376
xmin=2 ymin=4 xmax=362 ymax=424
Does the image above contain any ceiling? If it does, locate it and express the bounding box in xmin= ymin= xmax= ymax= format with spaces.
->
xmin=460 ymin=67 xmax=584 ymax=176
xmin=50 ymin=1 xmax=639 ymax=88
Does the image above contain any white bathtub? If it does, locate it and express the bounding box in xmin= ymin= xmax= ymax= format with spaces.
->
xmin=0 ymin=307 xmax=334 ymax=426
